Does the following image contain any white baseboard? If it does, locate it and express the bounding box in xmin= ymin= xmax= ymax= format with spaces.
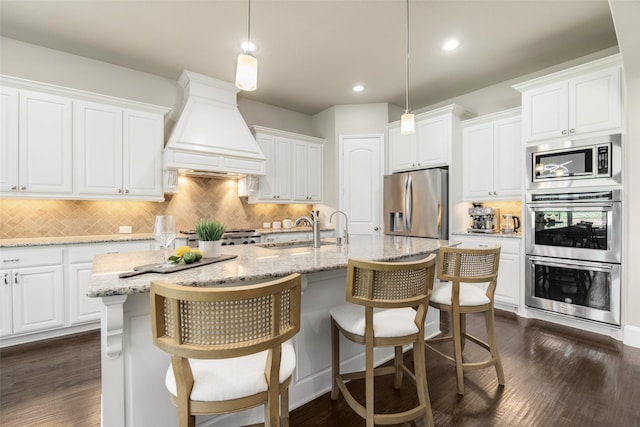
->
xmin=623 ymin=324 xmax=640 ymax=349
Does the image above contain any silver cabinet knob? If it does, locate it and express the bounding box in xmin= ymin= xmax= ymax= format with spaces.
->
xmin=10 ymin=185 xmax=17 ymax=190
xmin=569 ymin=128 xmax=575 ymax=134
xmin=20 ymin=185 xmax=26 ymax=190
xmin=124 ymin=189 xmax=129 ymax=194
xmin=374 ymin=226 xmax=379 ymax=231
xmin=14 ymin=272 xmax=18 ymax=284
xmin=3 ymin=273 xmax=8 ymax=285
xmin=117 ymin=189 xmax=123 ymax=194
xmin=561 ymin=129 xmax=568 ymax=135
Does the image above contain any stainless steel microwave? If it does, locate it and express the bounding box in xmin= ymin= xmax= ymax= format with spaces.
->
xmin=526 ymin=134 xmax=622 ymax=190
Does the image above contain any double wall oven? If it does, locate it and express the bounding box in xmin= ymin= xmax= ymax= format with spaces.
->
xmin=525 ymin=134 xmax=622 ymax=326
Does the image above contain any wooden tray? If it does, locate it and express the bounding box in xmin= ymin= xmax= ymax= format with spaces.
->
xmin=118 ymin=254 xmax=238 ymax=278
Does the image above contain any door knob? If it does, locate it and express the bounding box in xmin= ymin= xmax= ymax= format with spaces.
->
xmin=374 ymin=227 xmax=379 ymax=231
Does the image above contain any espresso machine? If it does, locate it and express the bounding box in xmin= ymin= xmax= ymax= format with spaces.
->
xmin=468 ymin=204 xmax=500 ymax=233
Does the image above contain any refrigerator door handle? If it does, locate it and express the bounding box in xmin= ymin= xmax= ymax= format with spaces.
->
xmin=405 ymin=175 xmax=413 ymax=231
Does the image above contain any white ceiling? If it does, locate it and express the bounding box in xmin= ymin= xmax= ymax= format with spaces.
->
xmin=0 ymin=0 xmax=618 ymax=115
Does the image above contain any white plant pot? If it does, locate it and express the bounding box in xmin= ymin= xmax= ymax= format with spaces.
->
xmin=198 ymin=240 xmax=221 ymax=259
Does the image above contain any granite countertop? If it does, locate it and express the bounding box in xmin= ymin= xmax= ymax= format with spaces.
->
xmin=89 ymin=235 xmax=448 ymax=298
xmin=0 ymin=233 xmax=158 ymax=248
xmin=451 ymin=231 xmax=522 ymax=239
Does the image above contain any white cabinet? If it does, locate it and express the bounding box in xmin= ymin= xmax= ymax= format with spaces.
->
xmin=0 ymin=87 xmax=73 ymax=196
xmin=388 ymin=104 xmax=473 ymax=173
xmin=249 ymin=126 xmax=325 ymax=204
xmin=67 ymin=241 xmax=153 ymax=325
xmin=0 ymin=248 xmax=64 ymax=338
xmin=75 ymin=101 xmax=164 ymax=200
xmin=515 ymin=56 xmax=622 ymax=143
xmin=452 ymin=234 xmax=521 ymax=312
xmin=292 ymin=140 xmax=323 ymax=202
xmin=462 ymin=109 xmax=522 ymax=200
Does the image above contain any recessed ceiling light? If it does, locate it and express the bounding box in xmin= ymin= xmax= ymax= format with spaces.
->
xmin=442 ymin=38 xmax=460 ymax=52
xmin=241 ymin=41 xmax=256 ymax=52
xmin=352 ymin=84 xmax=365 ymax=92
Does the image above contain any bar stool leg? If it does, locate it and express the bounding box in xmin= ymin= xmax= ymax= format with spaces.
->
xmin=365 ymin=336 xmax=375 ymax=427
xmin=452 ymin=306 xmax=465 ymax=395
xmin=393 ymin=345 xmax=404 ymax=389
xmin=485 ymin=308 xmax=505 ymax=386
xmin=330 ymin=318 xmax=340 ymax=400
xmin=460 ymin=312 xmax=467 ymax=351
xmin=280 ymin=388 xmax=289 ymax=427
xmin=413 ymin=341 xmax=434 ymax=427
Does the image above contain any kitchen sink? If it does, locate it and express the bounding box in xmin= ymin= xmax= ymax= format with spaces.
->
xmin=257 ymin=240 xmax=334 ymax=249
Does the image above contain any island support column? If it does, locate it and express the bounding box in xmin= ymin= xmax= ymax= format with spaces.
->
xmin=100 ymin=294 xmax=128 ymax=427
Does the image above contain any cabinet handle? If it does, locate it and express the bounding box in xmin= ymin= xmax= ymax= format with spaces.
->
xmin=3 ymin=259 xmax=20 ymax=263
xmin=14 ymin=272 xmax=18 ymax=284
xmin=118 ymin=189 xmax=123 ymax=194
xmin=569 ymin=128 xmax=575 ymax=134
xmin=20 ymin=185 xmax=26 ymax=190
xmin=10 ymin=185 xmax=17 ymax=190
xmin=488 ymin=192 xmax=492 ymax=196
xmin=374 ymin=226 xmax=379 ymax=231
xmin=3 ymin=273 xmax=8 ymax=285
xmin=124 ymin=189 xmax=130 ymax=194
xmin=561 ymin=129 xmax=568 ymax=135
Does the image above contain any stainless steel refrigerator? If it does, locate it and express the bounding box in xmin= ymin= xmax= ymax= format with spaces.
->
xmin=383 ymin=168 xmax=448 ymax=239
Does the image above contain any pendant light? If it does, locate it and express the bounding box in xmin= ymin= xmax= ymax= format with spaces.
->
xmin=400 ymin=0 xmax=415 ymax=134
xmin=235 ymin=0 xmax=258 ymax=91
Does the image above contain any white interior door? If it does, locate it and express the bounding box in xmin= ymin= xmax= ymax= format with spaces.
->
xmin=340 ymin=135 xmax=383 ymax=235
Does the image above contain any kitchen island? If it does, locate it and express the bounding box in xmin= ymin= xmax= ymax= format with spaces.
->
xmin=90 ymin=234 xmax=449 ymax=427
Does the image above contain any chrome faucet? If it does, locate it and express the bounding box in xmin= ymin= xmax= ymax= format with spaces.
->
xmin=295 ymin=211 xmax=321 ymax=248
xmin=329 ymin=210 xmax=349 ymax=245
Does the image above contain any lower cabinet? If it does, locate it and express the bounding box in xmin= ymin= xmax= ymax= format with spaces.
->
xmin=451 ymin=234 xmax=522 ymax=312
xmin=0 ymin=240 xmax=152 ymax=345
xmin=0 ymin=248 xmax=64 ymax=338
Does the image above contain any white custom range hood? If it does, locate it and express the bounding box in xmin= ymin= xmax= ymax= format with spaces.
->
xmin=164 ymin=71 xmax=266 ymax=180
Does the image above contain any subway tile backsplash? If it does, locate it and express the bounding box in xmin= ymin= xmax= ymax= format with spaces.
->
xmin=0 ymin=177 xmax=312 ymax=239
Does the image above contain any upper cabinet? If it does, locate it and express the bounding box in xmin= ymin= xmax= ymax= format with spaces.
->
xmin=388 ymin=104 xmax=474 ymax=173
xmin=514 ymin=55 xmax=622 ymax=143
xmin=75 ymin=101 xmax=164 ymax=200
xmin=462 ymin=108 xmax=522 ymax=200
xmin=247 ymin=126 xmax=324 ymax=204
xmin=0 ymin=75 xmax=170 ymax=201
xmin=1 ymin=87 xmax=73 ymax=196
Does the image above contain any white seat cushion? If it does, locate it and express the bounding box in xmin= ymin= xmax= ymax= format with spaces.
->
xmin=431 ymin=282 xmax=490 ymax=306
xmin=330 ymin=304 xmax=418 ymax=338
xmin=165 ymin=341 xmax=296 ymax=402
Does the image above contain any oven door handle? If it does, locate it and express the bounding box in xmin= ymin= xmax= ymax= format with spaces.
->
xmin=528 ymin=256 xmax=614 ymax=270
xmin=527 ymin=203 xmax=614 ymax=209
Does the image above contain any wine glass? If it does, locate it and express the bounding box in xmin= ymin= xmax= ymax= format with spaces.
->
xmin=154 ymin=215 xmax=176 ymax=267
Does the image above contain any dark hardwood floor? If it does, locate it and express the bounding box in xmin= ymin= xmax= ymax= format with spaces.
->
xmin=2 ymin=311 xmax=639 ymax=426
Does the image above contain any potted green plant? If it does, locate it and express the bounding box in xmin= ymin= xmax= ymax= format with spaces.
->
xmin=196 ymin=219 xmax=226 ymax=258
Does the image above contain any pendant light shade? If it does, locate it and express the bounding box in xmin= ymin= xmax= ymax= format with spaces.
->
xmin=235 ymin=0 xmax=257 ymax=91
xmin=235 ymin=53 xmax=257 ymax=91
xmin=401 ymin=112 xmax=415 ymax=134
xmin=401 ymin=0 xmax=415 ymax=135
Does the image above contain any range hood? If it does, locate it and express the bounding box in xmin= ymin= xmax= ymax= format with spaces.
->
xmin=164 ymin=70 xmax=266 ymax=183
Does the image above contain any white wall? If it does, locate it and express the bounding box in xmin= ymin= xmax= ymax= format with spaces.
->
xmin=610 ymin=0 xmax=640 ymax=347
xmin=237 ymin=97 xmax=314 ymax=136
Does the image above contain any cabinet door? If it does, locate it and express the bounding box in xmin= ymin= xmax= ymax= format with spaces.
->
xmin=123 ymin=109 xmax=163 ymax=198
xmin=388 ymin=126 xmax=417 ymax=172
xmin=19 ymin=91 xmax=73 ymax=194
xmin=291 ymin=141 xmax=308 ymax=201
xmin=76 ymin=101 xmax=124 ymax=196
xmin=416 ymin=113 xmax=450 ymax=168
xmin=0 ymin=270 xmax=13 ymax=337
xmin=68 ymin=262 xmax=102 ymax=324
xmin=0 ymin=87 xmax=19 ymax=193
xmin=274 ymin=137 xmax=292 ymax=200
xmin=306 ymin=142 xmax=323 ymax=202
xmin=256 ymin=134 xmax=277 ymax=200
xmin=12 ymin=265 xmax=64 ymax=334
xmin=495 ymin=251 xmax=519 ymax=308
xmin=522 ymin=81 xmax=568 ymax=142
xmin=492 ymin=116 xmax=522 ymax=198
xmin=462 ymin=123 xmax=494 ymax=200
xmin=570 ymin=67 xmax=621 ymax=136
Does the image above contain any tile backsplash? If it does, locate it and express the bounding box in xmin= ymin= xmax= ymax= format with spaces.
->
xmin=0 ymin=176 xmax=312 ymax=239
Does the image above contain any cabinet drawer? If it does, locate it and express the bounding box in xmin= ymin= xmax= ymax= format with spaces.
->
xmin=0 ymin=248 xmax=63 ymax=268
xmin=68 ymin=241 xmax=152 ymax=263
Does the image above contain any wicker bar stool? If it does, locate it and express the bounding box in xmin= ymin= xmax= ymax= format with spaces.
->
xmin=150 ymin=273 xmax=302 ymax=427
xmin=425 ymin=245 xmax=504 ymax=395
xmin=330 ymin=254 xmax=437 ymax=427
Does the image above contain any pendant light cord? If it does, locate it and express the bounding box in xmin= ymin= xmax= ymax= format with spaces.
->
xmin=405 ymin=0 xmax=410 ymax=114
xmin=246 ymin=0 xmax=251 ymax=53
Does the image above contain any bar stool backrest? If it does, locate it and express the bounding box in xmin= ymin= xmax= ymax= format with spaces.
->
xmin=437 ymin=246 xmax=500 ymax=294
